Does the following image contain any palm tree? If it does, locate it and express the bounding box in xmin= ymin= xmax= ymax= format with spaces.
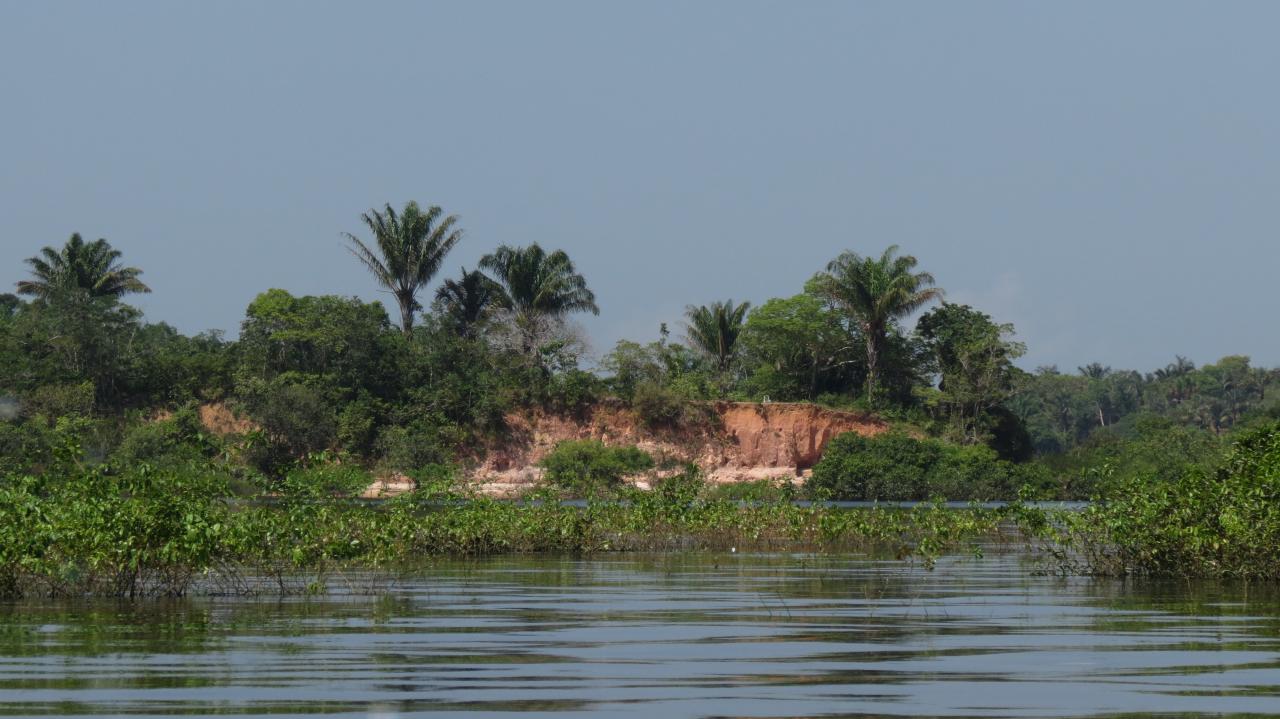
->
xmin=812 ymin=245 xmax=943 ymax=402
xmin=16 ymin=233 xmax=150 ymax=300
xmin=478 ymin=243 xmax=598 ymax=357
xmin=343 ymin=201 xmax=463 ymax=335
xmin=434 ymin=266 xmax=502 ymax=337
xmin=683 ymin=299 xmax=751 ymax=373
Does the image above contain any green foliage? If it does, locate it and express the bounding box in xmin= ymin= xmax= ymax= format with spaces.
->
xmin=280 ymin=463 xmax=373 ymax=498
xmin=1011 ymin=356 xmax=1278 ymax=456
xmin=1036 ymin=414 xmax=1223 ymax=498
xmin=387 ymin=319 xmax=512 ymax=452
xmin=129 ymin=325 xmax=234 ymax=405
xmin=238 ymin=380 xmax=337 ymax=473
xmin=336 ymin=395 xmax=383 ymax=457
xmin=543 ymin=369 xmax=605 ymax=416
xmin=478 ymin=243 xmax=599 ymax=362
xmin=0 ymin=426 xmax=1014 ymax=598
xmin=1048 ymin=422 xmax=1280 ymax=579
xmin=631 ymin=381 xmax=689 ymax=429
xmin=112 ymin=406 xmax=217 ymax=467
xmin=600 ymin=339 xmax=716 ymax=403
xmin=16 ymin=233 xmax=150 ymax=300
xmin=809 ymin=431 xmax=1046 ymax=501
xmin=683 ymin=299 xmax=750 ymax=375
xmin=1 ymin=290 xmax=143 ymax=408
xmin=538 ymin=440 xmax=655 ymax=496
xmin=917 ymin=303 xmax=1026 ymax=445
xmin=810 ymin=245 xmax=943 ymax=403
xmin=737 ymin=292 xmax=862 ymax=402
xmin=0 ymin=415 xmax=101 ymax=478
xmin=705 ymin=476 xmax=798 ymax=503
xmin=20 ymin=381 xmax=96 ymax=420
xmin=375 ymin=421 xmax=456 ymax=472
xmin=237 ymin=289 xmax=399 ymax=397
xmin=433 ymin=266 xmax=502 ymax=337
xmin=0 ymin=461 xmax=231 ymax=598
xmin=343 ymin=201 xmax=463 ymax=334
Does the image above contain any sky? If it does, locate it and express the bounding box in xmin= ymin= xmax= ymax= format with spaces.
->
xmin=2 ymin=1 xmax=1278 ymax=372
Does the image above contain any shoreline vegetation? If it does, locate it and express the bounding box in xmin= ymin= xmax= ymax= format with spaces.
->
xmin=4 ymin=207 xmax=1280 ymax=597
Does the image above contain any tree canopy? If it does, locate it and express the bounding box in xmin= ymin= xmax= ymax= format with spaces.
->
xmin=811 ymin=245 xmax=943 ymax=403
xmin=343 ymin=201 xmax=463 ymax=335
xmin=17 ymin=234 xmax=150 ymax=300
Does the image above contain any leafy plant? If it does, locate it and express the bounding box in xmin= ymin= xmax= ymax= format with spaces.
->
xmin=539 ymin=440 xmax=654 ymax=496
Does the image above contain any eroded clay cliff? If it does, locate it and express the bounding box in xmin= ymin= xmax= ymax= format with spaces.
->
xmin=187 ymin=400 xmax=888 ymax=497
xmin=471 ymin=401 xmax=887 ymax=496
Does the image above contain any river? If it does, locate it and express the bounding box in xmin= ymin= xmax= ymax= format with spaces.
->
xmin=2 ymin=552 xmax=1278 ymax=717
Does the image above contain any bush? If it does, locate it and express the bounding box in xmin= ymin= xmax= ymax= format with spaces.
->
xmin=632 ymin=381 xmax=687 ymax=428
xmin=650 ymin=466 xmax=706 ymax=507
xmin=113 ymin=405 xmax=214 ymax=467
xmin=545 ymin=369 xmax=604 ymax=416
xmin=1051 ymin=422 xmax=1280 ymax=578
xmin=336 ymin=396 xmax=383 ymax=458
xmin=238 ymin=381 xmax=337 ymax=474
xmin=705 ymin=476 xmax=797 ymax=503
xmin=808 ymin=431 xmax=1031 ymax=501
xmin=539 ymin=440 xmax=654 ymax=496
xmin=376 ymin=421 xmax=458 ymax=473
xmin=21 ymin=381 xmax=95 ymax=420
xmin=281 ymin=463 xmax=373 ymax=498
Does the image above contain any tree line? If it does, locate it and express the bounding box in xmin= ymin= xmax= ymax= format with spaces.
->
xmin=3 ymin=201 xmax=1278 ymax=482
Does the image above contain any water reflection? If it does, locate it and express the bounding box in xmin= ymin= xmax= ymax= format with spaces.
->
xmin=2 ymin=552 xmax=1279 ymax=716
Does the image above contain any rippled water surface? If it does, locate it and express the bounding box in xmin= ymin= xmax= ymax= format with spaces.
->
xmin=3 ymin=553 xmax=1280 ymax=717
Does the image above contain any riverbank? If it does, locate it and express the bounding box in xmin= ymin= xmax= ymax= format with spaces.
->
xmin=0 ymin=465 xmax=1014 ymax=599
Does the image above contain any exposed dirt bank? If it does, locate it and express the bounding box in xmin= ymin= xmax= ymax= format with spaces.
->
xmin=186 ymin=400 xmax=887 ymax=498
xmin=471 ymin=401 xmax=888 ymax=497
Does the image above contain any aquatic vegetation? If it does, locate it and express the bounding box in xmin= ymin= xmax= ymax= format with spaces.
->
xmin=1040 ymin=422 xmax=1280 ymax=579
xmin=0 ymin=462 xmax=1010 ymax=599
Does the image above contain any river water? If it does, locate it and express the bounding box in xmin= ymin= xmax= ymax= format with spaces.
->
xmin=2 ymin=552 xmax=1279 ymax=717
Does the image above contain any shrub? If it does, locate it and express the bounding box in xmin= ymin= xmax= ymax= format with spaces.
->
xmin=281 ymin=463 xmax=373 ymax=498
xmin=21 ymin=381 xmax=95 ymax=420
xmin=237 ymin=381 xmax=337 ymax=474
xmin=376 ymin=421 xmax=458 ymax=472
xmin=809 ymin=432 xmax=933 ymax=500
xmin=406 ymin=463 xmax=464 ymax=498
xmin=809 ymin=431 xmax=1030 ymax=501
xmin=705 ymin=476 xmax=797 ymax=503
xmin=539 ymin=440 xmax=654 ymax=496
xmin=112 ymin=405 xmax=214 ymax=467
xmin=1051 ymin=422 xmax=1280 ymax=579
xmin=545 ymin=369 xmax=604 ymax=416
xmin=632 ymin=381 xmax=687 ymax=428
xmin=336 ymin=396 xmax=383 ymax=458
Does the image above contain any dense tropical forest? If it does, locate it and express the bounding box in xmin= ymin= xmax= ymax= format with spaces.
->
xmin=4 ymin=201 xmax=1280 ymax=594
xmin=4 ymin=202 xmax=1277 ymax=493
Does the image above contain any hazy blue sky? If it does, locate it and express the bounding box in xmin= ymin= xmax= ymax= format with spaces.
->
xmin=3 ymin=1 xmax=1278 ymax=371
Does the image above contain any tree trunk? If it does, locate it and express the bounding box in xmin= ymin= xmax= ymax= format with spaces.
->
xmin=865 ymin=331 xmax=879 ymax=404
xmin=809 ymin=348 xmax=819 ymax=398
xmin=397 ymin=293 xmax=415 ymax=336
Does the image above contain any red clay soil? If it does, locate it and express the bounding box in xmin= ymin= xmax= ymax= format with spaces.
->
xmin=471 ymin=401 xmax=888 ymax=496
xmin=184 ymin=400 xmax=887 ymax=498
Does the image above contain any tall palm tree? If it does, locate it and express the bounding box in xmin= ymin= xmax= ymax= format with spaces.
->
xmin=478 ymin=243 xmax=598 ymax=357
xmin=16 ymin=233 xmax=150 ymax=300
xmin=343 ymin=201 xmax=463 ymax=335
xmin=812 ymin=245 xmax=943 ymax=402
xmin=683 ymin=299 xmax=751 ymax=373
xmin=434 ymin=266 xmax=502 ymax=337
